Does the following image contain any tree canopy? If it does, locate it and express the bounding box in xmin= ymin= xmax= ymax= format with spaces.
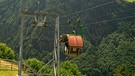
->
xmin=60 ymin=60 xmax=85 ymax=76
xmin=0 ymin=42 xmax=14 ymax=59
xmin=25 ymin=58 xmax=44 ymax=72
xmin=0 ymin=0 xmax=135 ymax=76
xmin=126 ymin=0 xmax=135 ymax=2
xmin=25 ymin=58 xmax=84 ymax=76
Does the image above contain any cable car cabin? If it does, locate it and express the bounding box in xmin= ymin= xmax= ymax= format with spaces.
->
xmin=59 ymin=34 xmax=83 ymax=56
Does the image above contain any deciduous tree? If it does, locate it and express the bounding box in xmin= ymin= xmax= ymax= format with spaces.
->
xmin=0 ymin=43 xmax=14 ymax=59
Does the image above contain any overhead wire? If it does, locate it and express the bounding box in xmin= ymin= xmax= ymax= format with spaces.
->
xmin=57 ymin=0 xmax=135 ymax=28
xmin=80 ymin=6 xmax=135 ymax=29
xmin=58 ymin=0 xmax=117 ymax=35
xmin=54 ymin=0 xmax=117 ymax=42
xmin=60 ymin=1 xmax=116 ymax=18
xmin=77 ymin=6 xmax=135 ymax=25
xmin=84 ymin=12 xmax=135 ymax=43
xmin=82 ymin=9 xmax=135 ymax=43
xmin=45 ymin=0 xmax=74 ymax=11
xmin=58 ymin=0 xmax=135 ymax=23
xmin=82 ymin=15 xmax=135 ymax=40
xmin=46 ymin=0 xmax=116 ymax=23
xmin=58 ymin=0 xmax=118 ymax=32
xmin=44 ymin=0 xmax=116 ymax=19
xmin=75 ymin=5 xmax=135 ymax=24
xmin=87 ymin=7 xmax=135 ymax=21
xmin=35 ymin=0 xmax=134 ymax=42
xmin=88 ymin=15 xmax=135 ymax=25
xmin=46 ymin=1 xmax=135 ymax=24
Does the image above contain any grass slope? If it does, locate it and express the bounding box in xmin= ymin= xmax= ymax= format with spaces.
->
xmin=0 ymin=59 xmax=18 ymax=71
xmin=0 ymin=59 xmax=27 ymax=76
xmin=0 ymin=71 xmax=18 ymax=76
xmin=0 ymin=71 xmax=28 ymax=76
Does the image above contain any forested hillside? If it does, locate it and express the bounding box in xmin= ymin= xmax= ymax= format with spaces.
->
xmin=0 ymin=0 xmax=135 ymax=76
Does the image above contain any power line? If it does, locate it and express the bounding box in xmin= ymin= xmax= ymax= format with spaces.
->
xmin=89 ymin=15 xmax=135 ymax=25
xmin=58 ymin=1 xmax=117 ymax=40
xmin=45 ymin=0 xmax=93 ymax=12
xmin=60 ymin=6 xmax=135 ymax=26
xmin=45 ymin=0 xmax=74 ymax=11
xmin=60 ymin=2 xmax=135 ymax=26
xmin=85 ymin=7 xmax=135 ymax=30
xmin=48 ymin=1 xmax=117 ymax=24
xmin=82 ymin=14 xmax=135 ymax=45
xmin=60 ymin=1 xmax=116 ymax=18
xmin=59 ymin=0 xmax=118 ymax=26
xmin=89 ymin=7 xmax=135 ymax=21
xmin=60 ymin=8 xmax=135 ymax=41
xmin=44 ymin=1 xmax=135 ymax=40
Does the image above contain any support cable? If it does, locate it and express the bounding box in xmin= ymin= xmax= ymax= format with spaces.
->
xmin=60 ymin=6 xmax=135 ymax=26
xmin=60 ymin=1 xmax=116 ymax=18
xmin=45 ymin=0 xmax=74 ymax=11
xmin=88 ymin=7 xmax=135 ymax=21
xmin=88 ymin=15 xmax=135 ymax=25
xmin=37 ymin=59 xmax=53 ymax=74
xmin=23 ymin=60 xmax=39 ymax=76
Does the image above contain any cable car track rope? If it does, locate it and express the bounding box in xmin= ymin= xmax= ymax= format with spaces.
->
xmin=45 ymin=0 xmax=74 ymax=11
xmin=60 ymin=1 xmax=116 ymax=18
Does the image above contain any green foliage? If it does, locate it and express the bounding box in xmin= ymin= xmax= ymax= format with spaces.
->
xmin=40 ymin=65 xmax=52 ymax=75
xmin=60 ymin=60 xmax=85 ymax=76
xmin=71 ymin=21 xmax=135 ymax=76
xmin=0 ymin=43 xmax=14 ymax=59
xmin=113 ymin=65 xmax=130 ymax=76
xmin=97 ymin=22 xmax=135 ymax=75
xmin=26 ymin=58 xmax=44 ymax=72
xmin=25 ymin=58 xmax=52 ymax=75
xmin=71 ymin=42 xmax=101 ymax=76
xmin=25 ymin=58 xmax=84 ymax=76
xmin=125 ymin=0 xmax=135 ymax=2
xmin=0 ymin=0 xmax=135 ymax=76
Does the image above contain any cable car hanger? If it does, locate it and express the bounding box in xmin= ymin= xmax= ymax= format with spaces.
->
xmin=32 ymin=14 xmax=48 ymax=28
xmin=59 ymin=18 xmax=84 ymax=57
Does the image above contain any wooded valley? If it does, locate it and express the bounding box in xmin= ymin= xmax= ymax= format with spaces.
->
xmin=0 ymin=0 xmax=135 ymax=76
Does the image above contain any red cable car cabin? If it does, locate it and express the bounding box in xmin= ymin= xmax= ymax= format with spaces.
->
xmin=59 ymin=34 xmax=83 ymax=56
